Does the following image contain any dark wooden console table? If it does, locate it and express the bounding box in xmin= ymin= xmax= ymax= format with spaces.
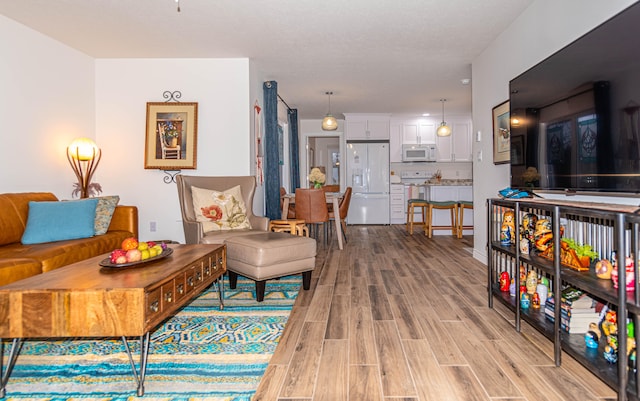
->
xmin=0 ymin=244 xmax=226 ymax=397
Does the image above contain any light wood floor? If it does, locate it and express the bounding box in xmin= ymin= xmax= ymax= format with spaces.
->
xmin=253 ymin=225 xmax=617 ymax=401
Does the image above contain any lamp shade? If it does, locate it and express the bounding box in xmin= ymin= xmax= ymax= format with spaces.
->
xmin=436 ymin=99 xmax=452 ymax=137
xmin=68 ymin=138 xmax=99 ymax=161
xmin=321 ymin=91 xmax=338 ymax=131
xmin=322 ymin=115 xmax=338 ymax=131
xmin=437 ymin=123 xmax=452 ymax=137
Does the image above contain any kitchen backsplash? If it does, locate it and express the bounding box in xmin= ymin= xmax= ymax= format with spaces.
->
xmin=390 ymin=161 xmax=473 ymax=181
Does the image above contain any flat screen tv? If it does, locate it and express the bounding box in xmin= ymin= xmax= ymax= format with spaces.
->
xmin=509 ymin=2 xmax=640 ymax=195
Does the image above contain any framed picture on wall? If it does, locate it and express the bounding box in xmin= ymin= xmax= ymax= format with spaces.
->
xmin=492 ymin=100 xmax=511 ymax=164
xmin=144 ymin=102 xmax=198 ymax=169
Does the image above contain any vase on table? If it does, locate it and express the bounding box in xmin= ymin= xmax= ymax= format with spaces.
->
xmin=314 ymin=182 xmax=322 ymax=189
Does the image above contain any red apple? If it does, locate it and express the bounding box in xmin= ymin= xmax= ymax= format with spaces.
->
xmin=126 ymin=249 xmax=142 ymax=263
xmin=110 ymin=249 xmax=127 ymax=264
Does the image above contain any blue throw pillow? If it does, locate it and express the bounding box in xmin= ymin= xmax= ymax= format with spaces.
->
xmin=21 ymin=199 xmax=99 ymax=245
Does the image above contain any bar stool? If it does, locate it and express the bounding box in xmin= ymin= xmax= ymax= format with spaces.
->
xmin=457 ymin=201 xmax=474 ymax=239
xmin=406 ymin=199 xmax=429 ymax=234
xmin=268 ymin=219 xmax=309 ymax=237
xmin=425 ymin=201 xmax=458 ymax=238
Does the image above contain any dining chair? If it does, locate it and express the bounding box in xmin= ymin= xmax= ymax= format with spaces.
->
xmin=294 ymin=188 xmax=329 ymax=244
xmin=280 ymin=187 xmax=296 ymax=219
xmin=329 ymin=187 xmax=352 ymax=243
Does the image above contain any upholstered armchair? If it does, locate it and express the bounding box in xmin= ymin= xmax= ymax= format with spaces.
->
xmin=176 ymin=175 xmax=269 ymax=244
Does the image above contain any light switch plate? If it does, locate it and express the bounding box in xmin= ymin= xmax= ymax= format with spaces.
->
xmin=476 ymin=131 xmax=482 ymax=142
xmin=477 ymin=150 xmax=483 ymax=162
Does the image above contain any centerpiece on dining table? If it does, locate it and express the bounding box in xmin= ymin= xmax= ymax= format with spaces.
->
xmin=309 ymin=167 xmax=326 ymax=189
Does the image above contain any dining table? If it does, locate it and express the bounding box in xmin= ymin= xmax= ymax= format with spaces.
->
xmin=281 ymin=192 xmax=344 ymax=250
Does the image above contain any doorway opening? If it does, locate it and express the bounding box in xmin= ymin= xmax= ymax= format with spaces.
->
xmin=301 ymin=132 xmax=345 ymax=189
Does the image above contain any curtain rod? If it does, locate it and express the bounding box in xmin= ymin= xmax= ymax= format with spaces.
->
xmin=277 ymin=94 xmax=292 ymax=111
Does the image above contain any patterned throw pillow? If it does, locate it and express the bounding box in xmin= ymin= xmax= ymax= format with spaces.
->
xmin=191 ymin=185 xmax=252 ymax=232
xmin=94 ymin=195 xmax=120 ymax=235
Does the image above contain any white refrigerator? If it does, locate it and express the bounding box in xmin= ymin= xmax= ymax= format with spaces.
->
xmin=346 ymin=141 xmax=390 ymax=224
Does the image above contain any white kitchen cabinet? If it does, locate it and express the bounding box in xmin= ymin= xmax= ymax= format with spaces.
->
xmin=389 ymin=121 xmax=402 ymax=162
xmin=426 ymin=185 xmax=473 ymax=235
xmin=344 ymin=114 xmax=390 ymax=140
xmin=435 ymin=121 xmax=472 ymax=162
xmin=390 ymin=184 xmax=405 ymax=224
xmin=401 ymin=119 xmax=436 ymax=144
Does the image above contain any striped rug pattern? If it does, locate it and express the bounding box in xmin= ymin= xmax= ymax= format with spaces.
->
xmin=3 ymin=275 xmax=301 ymax=401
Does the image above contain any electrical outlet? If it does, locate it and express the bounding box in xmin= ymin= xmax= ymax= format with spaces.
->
xmin=477 ymin=150 xmax=483 ymax=162
xmin=150 ymin=221 xmax=157 ymax=232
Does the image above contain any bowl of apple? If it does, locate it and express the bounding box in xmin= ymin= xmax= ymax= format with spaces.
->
xmin=100 ymin=237 xmax=173 ymax=268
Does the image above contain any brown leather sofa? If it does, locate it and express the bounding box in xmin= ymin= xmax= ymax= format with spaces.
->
xmin=0 ymin=192 xmax=138 ymax=286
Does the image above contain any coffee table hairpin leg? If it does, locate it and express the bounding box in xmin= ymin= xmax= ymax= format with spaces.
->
xmin=122 ymin=332 xmax=151 ymax=397
xmin=0 ymin=338 xmax=23 ymax=398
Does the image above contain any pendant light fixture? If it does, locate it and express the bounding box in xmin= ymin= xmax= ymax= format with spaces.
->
xmin=321 ymin=91 xmax=338 ymax=131
xmin=437 ymin=98 xmax=452 ymax=137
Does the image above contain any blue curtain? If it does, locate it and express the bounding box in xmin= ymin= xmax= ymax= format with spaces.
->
xmin=288 ymin=108 xmax=300 ymax=191
xmin=263 ymin=81 xmax=280 ymax=220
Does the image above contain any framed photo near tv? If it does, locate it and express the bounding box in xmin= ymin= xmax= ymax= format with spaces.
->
xmin=144 ymin=102 xmax=198 ymax=170
xmin=492 ymin=100 xmax=511 ymax=164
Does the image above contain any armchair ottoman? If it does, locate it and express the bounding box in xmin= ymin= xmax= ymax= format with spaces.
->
xmin=225 ymin=232 xmax=316 ymax=302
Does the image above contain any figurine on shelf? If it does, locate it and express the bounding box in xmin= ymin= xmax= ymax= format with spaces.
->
xmin=519 ymin=237 xmax=530 ymax=254
xmin=611 ymin=254 xmax=635 ymax=290
xmin=584 ymin=323 xmax=600 ymax=349
xmin=519 ymin=265 xmax=526 ymax=284
xmin=520 ymin=212 xmax=538 ymax=250
xmin=526 ymin=270 xmax=538 ymax=294
xmin=520 ymin=292 xmax=530 ymax=309
xmin=531 ymin=292 xmax=540 ymax=308
xmin=536 ymin=281 xmax=548 ymax=306
xmin=500 ymin=211 xmax=516 ymax=245
xmin=499 ymin=271 xmax=510 ymax=292
xmin=534 ymin=218 xmax=553 ymax=252
xmin=509 ymin=279 xmax=516 ymax=297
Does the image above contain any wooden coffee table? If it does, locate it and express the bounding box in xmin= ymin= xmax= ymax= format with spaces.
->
xmin=0 ymin=244 xmax=226 ymax=397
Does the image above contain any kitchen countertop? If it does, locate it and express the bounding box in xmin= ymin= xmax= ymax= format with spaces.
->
xmin=402 ymin=179 xmax=472 ymax=186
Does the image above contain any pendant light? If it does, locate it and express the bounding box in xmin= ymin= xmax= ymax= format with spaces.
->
xmin=322 ymin=91 xmax=338 ymax=131
xmin=437 ymin=98 xmax=452 ymax=137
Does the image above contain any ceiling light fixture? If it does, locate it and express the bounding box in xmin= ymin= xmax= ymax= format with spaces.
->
xmin=322 ymin=91 xmax=338 ymax=131
xmin=437 ymin=99 xmax=452 ymax=137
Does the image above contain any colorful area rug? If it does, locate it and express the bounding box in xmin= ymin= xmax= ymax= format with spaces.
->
xmin=2 ymin=275 xmax=301 ymax=401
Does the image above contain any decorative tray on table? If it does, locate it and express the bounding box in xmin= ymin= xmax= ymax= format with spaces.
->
xmin=99 ymin=248 xmax=173 ymax=269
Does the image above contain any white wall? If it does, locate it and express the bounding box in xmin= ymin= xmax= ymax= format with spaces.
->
xmin=0 ymin=15 xmax=95 ymax=194
xmin=471 ymin=0 xmax=638 ymax=262
xmin=95 ymin=58 xmax=251 ymax=243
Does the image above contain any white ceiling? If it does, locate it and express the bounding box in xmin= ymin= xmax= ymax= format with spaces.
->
xmin=0 ymin=0 xmax=533 ymax=119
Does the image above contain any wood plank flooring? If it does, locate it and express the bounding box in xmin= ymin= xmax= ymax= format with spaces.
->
xmin=253 ymin=225 xmax=617 ymax=401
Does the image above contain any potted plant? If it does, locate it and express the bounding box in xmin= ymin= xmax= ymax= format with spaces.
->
xmin=163 ymin=122 xmax=180 ymax=148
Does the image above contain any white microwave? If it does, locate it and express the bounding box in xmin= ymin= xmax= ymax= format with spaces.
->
xmin=402 ymin=144 xmax=437 ymax=162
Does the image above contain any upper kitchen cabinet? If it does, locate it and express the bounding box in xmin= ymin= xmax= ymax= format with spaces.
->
xmin=344 ymin=114 xmax=391 ymax=140
xmin=389 ymin=120 xmax=402 ymax=162
xmin=401 ymin=119 xmax=436 ymax=144
xmin=435 ymin=120 xmax=472 ymax=162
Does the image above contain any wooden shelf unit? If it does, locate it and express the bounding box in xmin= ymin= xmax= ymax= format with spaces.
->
xmin=487 ymin=198 xmax=640 ymax=401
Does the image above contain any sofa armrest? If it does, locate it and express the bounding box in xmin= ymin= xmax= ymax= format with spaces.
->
xmin=250 ymin=215 xmax=270 ymax=231
xmin=182 ymin=219 xmax=203 ymax=244
xmin=108 ymin=205 xmax=139 ymax=238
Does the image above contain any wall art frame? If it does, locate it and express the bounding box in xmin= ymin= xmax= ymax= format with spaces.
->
xmin=144 ymin=102 xmax=198 ymax=170
xmin=492 ymin=100 xmax=511 ymax=165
